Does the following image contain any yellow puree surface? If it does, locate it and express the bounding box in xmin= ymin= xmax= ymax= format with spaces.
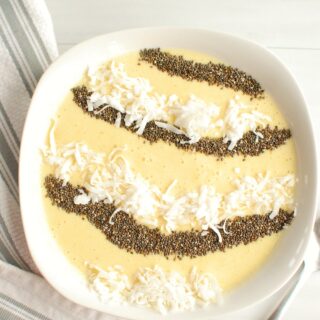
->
xmin=42 ymin=49 xmax=296 ymax=292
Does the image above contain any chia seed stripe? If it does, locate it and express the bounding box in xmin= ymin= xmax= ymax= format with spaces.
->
xmin=72 ymin=86 xmax=291 ymax=159
xmin=139 ymin=48 xmax=264 ymax=99
xmin=44 ymin=175 xmax=294 ymax=259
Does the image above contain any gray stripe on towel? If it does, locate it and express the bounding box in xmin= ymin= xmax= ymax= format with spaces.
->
xmin=1 ymin=0 xmax=45 ymax=80
xmin=0 ymin=293 xmax=51 ymax=320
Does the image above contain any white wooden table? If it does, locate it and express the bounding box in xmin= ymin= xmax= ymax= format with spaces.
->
xmin=45 ymin=0 xmax=320 ymax=319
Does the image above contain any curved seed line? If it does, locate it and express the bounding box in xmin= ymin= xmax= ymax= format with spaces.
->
xmin=72 ymin=86 xmax=291 ymax=159
xmin=44 ymin=175 xmax=294 ymax=259
xmin=139 ymin=48 xmax=264 ymax=99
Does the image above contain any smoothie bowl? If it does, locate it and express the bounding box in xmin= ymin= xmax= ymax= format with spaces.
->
xmin=19 ymin=28 xmax=318 ymax=319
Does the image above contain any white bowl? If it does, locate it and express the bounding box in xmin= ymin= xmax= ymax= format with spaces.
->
xmin=19 ymin=28 xmax=318 ymax=319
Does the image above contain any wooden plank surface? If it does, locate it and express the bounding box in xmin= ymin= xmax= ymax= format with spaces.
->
xmin=45 ymin=0 xmax=320 ymax=318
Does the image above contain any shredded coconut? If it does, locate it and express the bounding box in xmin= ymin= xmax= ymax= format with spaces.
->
xmin=129 ymin=266 xmax=195 ymax=314
xmin=224 ymin=172 xmax=295 ymax=220
xmin=74 ymin=189 xmax=91 ymax=205
xmin=87 ymin=62 xmax=169 ymax=135
xmin=85 ymin=61 xmax=271 ymax=148
xmin=86 ymin=263 xmax=130 ymax=304
xmin=43 ymin=135 xmax=295 ymax=236
xmin=190 ymin=267 xmax=223 ymax=306
xmin=221 ymin=97 xmax=271 ymax=150
xmin=115 ymin=112 xmax=122 ymax=127
xmin=86 ymin=263 xmax=222 ymax=314
xmin=42 ymin=126 xmax=105 ymax=184
xmin=154 ymin=121 xmax=185 ymax=135
xmin=170 ymin=95 xmax=220 ymax=144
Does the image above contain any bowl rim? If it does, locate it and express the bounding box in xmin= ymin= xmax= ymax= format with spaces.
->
xmin=19 ymin=26 xmax=319 ymax=319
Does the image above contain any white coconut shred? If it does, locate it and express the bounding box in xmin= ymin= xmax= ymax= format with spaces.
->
xmin=85 ymin=61 xmax=272 ymax=150
xmin=86 ymin=262 xmax=222 ymax=314
xmin=43 ymin=131 xmax=295 ymax=238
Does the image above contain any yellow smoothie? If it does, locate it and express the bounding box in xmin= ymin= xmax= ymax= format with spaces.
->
xmin=42 ymin=49 xmax=296 ymax=292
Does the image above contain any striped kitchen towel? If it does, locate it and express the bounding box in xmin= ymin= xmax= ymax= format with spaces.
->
xmin=0 ymin=0 xmax=121 ymax=319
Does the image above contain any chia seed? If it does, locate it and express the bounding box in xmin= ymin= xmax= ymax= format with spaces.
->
xmin=72 ymin=86 xmax=291 ymax=159
xmin=139 ymin=48 xmax=264 ymax=99
xmin=45 ymin=175 xmax=294 ymax=259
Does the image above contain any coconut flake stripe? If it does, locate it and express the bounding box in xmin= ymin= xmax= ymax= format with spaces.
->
xmin=43 ymin=131 xmax=295 ymax=238
xmin=86 ymin=61 xmax=271 ymax=149
xmin=44 ymin=178 xmax=294 ymax=258
xmin=86 ymin=263 xmax=222 ymax=314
